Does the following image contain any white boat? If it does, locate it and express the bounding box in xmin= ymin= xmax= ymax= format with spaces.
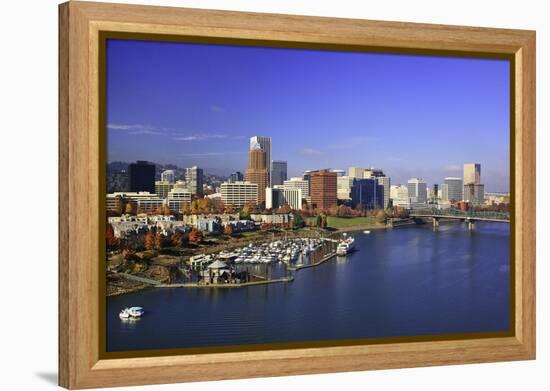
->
xmin=119 ymin=306 xmax=144 ymax=320
xmin=363 ymin=230 xmax=371 ymax=234
xmin=336 ymin=236 xmax=355 ymax=256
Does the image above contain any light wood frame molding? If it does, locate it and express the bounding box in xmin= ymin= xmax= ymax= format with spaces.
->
xmin=59 ymin=1 xmax=536 ymax=389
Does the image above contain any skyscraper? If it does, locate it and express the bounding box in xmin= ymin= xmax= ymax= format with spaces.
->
xmin=464 ymin=163 xmax=481 ymax=185
xmin=128 ymin=161 xmax=155 ymax=193
xmin=245 ymin=142 xmax=269 ymax=204
xmin=271 ymin=160 xmax=287 ymax=186
xmin=250 ymin=136 xmax=271 ymax=185
xmin=185 ymin=166 xmax=203 ymax=197
xmin=310 ymin=169 xmax=337 ymax=210
xmin=444 ymin=177 xmax=463 ymax=202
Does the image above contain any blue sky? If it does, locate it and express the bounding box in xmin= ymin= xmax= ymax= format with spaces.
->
xmin=106 ymin=39 xmax=510 ymax=192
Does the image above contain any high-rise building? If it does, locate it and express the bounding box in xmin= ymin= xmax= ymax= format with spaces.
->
xmin=128 ymin=161 xmax=156 ymax=193
xmin=444 ymin=177 xmax=463 ymax=202
xmin=185 ymin=166 xmax=203 ymax=197
xmin=160 ymin=169 xmax=175 ymax=184
xmin=337 ymin=176 xmax=354 ymax=200
xmin=271 ymin=160 xmax=288 ymax=186
xmin=363 ymin=168 xmax=390 ymax=209
xmin=407 ymin=178 xmax=427 ymax=204
xmin=463 ymin=183 xmax=485 ymax=205
xmin=390 ymin=184 xmax=409 ymax=207
xmin=220 ymin=181 xmax=258 ymax=207
xmin=229 ymin=171 xmax=244 ymax=183
xmin=250 ymin=136 xmax=271 ymax=184
xmin=464 ymin=163 xmax=481 ymax=185
xmin=331 ymin=169 xmax=346 ymax=177
xmin=245 ymin=142 xmax=269 ymax=204
xmin=350 ymin=178 xmax=383 ymax=209
xmin=155 ymin=180 xmax=174 ymax=199
xmin=310 ymin=169 xmax=337 ymax=210
xmin=282 ymin=188 xmax=303 ymax=210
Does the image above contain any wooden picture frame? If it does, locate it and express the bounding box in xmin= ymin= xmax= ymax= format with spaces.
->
xmin=59 ymin=1 xmax=536 ymax=389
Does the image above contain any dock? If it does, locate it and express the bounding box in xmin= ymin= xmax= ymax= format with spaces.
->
xmin=287 ymin=250 xmax=337 ymax=271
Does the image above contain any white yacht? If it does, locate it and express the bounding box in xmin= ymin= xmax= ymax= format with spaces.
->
xmin=336 ymin=236 xmax=356 ymax=256
xmin=119 ymin=306 xmax=144 ymax=320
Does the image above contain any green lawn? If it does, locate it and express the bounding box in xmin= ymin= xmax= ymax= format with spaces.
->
xmin=307 ymin=216 xmax=378 ymax=228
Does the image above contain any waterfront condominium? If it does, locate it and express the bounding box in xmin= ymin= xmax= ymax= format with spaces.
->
xmin=310 ymin=169 xmax=337 ymax=210
xmin=185 ymin=166 xmax=204 ymax=197
xmin=270 ymin=160 xmax=288 ymax=187
xmin=250 ymin=136 xmax=271 ymax=185
xmin=245 ymin=142 xmax=269 ymax=204
xmin=220 ymin=181 xmax=259 ymax=207
xmin=128 ymin=160 xmax=156 ymax=194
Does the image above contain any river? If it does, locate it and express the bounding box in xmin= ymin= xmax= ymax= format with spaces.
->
xmin=106 ymin=222 xmax=510 ymax=352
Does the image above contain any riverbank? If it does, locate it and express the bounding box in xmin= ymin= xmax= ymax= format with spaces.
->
xmin=106 ymin=222 xmax=395 ymax=296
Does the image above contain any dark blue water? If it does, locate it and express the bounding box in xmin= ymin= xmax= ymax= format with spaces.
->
xmin=106 ymin=223 xmax=510 ymax=352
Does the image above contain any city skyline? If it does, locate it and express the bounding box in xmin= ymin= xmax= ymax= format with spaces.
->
xmin=107 ymin=39 xmax=510 ymax=192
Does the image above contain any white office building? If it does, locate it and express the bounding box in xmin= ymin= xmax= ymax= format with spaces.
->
xmin=390 ymin=185 xmax=409 ymax=207
xmin=282 ymin=188 xmax=303 ymax=210
xmin=221 ymin=181 xmax=259 ymax=207
xmin=407 ymin=178 xmax=427 ymax=204
xmin=155 ymin=180 xmax=174 ymax=199
xmin=106 ymin=191 xmax=159 ymax=211
xmin=337 ymin=176 xmax=354 ymax=200
xmin=283 ymin=177 xmax=310 ymax=200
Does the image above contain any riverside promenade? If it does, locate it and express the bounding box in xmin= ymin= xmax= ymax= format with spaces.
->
xmin=155 ymin=276 xmax=294 ymax=289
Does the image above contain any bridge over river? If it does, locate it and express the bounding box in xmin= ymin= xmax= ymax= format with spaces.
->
xmin=407 ymin=209 xmax=510 ymax=230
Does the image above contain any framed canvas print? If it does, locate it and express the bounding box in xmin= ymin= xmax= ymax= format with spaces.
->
xmin=59 ymin=1 xmax=536 ymax=389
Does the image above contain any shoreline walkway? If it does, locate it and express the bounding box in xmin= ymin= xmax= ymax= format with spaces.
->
xmin=155 ymin=276 xmax=294 ymax=289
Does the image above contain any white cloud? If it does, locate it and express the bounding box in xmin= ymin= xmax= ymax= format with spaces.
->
xmin=300 ymin=147 xmax=323 ymax=156
xmin=107 ymin=123 xmax=164 ymax=135
xmin=173 ymin=134 xmax=226 ymax=141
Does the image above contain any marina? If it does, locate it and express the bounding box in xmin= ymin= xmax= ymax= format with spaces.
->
xmin=180 ymin=237 xmax=341 ymax=287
